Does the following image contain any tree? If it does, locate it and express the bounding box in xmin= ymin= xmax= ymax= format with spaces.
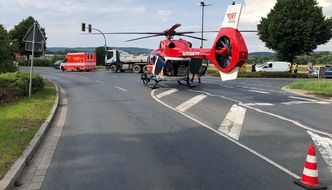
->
xmin=9 ymin=16 xmax=47 ymax=58
xmin=257 ymin=0 xmax=332 ymax=63
xmin=0 ymin=24 xmax=18 ymax=73
xmin=96 ymin=46 xmax=111 ymax=66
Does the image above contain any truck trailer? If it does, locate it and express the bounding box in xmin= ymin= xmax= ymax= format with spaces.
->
xmin=105 ymin=50 xmax=149 ymax=73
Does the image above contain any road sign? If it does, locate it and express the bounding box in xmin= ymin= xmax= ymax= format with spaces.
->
xmin=23 ymin=21 xmax=45 ymax=43
xmin=22 ymin=21 xmax=46 ymax=98
xmin=25 ymin=42 xmax=44 ymax=52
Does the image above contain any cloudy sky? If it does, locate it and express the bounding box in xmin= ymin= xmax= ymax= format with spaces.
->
xmin=1 ymin=0 xmax=331 ymax=52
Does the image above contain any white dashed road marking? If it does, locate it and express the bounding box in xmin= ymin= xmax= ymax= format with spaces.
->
xmin=249 ymin=90 xmax=270 ymax=94
xmin=115 ymin=86 xmax=127 ymax=92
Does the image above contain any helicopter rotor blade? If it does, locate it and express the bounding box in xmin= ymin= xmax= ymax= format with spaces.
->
xmin=191 ymin=30 xmax=258 ymax=33
xmin=125 ymin=34 xmax=163 ymax=42
xmin=179 ymin=34 xmax=207 ymax=41
xmin=89 ymin=24 xmax=261 ymax=42
xmin=168 ymin=23 xmax=181 ymax=34
xmin=100 ymin=32 xmax=164 ymax=35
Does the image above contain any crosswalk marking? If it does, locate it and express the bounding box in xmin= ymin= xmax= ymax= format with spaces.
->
xmin=218 ymin=104 xmax=247 ymax=140
xmin=175 ymin=94 xmax=207 ymax=112
xmin=156 ymin=89 xmax=178 ymax=99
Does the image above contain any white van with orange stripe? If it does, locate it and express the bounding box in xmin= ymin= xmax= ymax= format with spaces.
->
xmin=60 ymin=52 xmax=96 ymax=72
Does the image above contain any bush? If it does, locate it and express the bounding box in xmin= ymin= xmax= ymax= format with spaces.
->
xmin=0 ymin=72 xmax=45 ymax=104
xmin=18 ymin=59 xmax=53 ymax=67
xmin=206 ymin=68 xmax=311 ymax=78
xmin=0 ymin=59 xmax=19 ymax=73
xmin=238 ymin=71 xmax=310 ymax=78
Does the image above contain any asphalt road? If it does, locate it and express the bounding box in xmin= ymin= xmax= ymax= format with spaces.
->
xmin=14 ymin=67 xmax=332 ymax=189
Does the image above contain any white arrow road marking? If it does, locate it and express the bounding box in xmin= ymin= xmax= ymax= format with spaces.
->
xmin=151 ymin=89 xmax=300 ymax=179
xmin=156 ymin=88 xmax=178 ymax=99
xmin=175 ymin=94 xmax=207 ymax=112
xmin=189 ymin=89 xmax=332 ymax=137
xmin=307 ymin=131 xmax=332 ymax=174
xmin=218 ymin=104 xmax=247 ymax=140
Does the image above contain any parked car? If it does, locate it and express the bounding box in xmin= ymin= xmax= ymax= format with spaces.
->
xmin=325 ymin=66 xmax=332 ymax=78
xmin=308 ymin=66 xmax=332 ymax=78
xmin=54 ymin=60 xmax=63 ymax=69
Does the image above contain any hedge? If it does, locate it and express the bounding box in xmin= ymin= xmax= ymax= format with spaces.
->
xmin=0 ymin=72 xmax=45 ymax=104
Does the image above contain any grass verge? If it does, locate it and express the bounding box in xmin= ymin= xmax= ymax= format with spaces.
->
xmin=287 ymin=80 xmax=332 ymax=97
xmin=0 ymin=81 xmax=56 ymax=180
xmin=206 ymin=66 xmax=332 ymax=98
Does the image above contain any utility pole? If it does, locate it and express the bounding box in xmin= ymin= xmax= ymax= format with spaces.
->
xmin=81 ymin=23 xmax=107 ymax=66
xmin=197 ymin=1 xmax=211 ymax=48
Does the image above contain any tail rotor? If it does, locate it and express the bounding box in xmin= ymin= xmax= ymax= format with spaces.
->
xmin=215 ymin=36 xmax=232 ymax=69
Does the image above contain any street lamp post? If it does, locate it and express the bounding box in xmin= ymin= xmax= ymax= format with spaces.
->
xmin=81 ymin=23 xmax=107 ymax=66
xmin=197 ymin=1 xmax=211 ymax=48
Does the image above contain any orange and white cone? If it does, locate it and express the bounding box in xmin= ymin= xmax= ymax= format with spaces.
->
xmin=294 ymin=144 xmax=327 ymax=189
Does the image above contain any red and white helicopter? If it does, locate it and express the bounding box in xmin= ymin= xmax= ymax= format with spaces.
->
xmin=104 ymin=2 xmax=248 ymax=88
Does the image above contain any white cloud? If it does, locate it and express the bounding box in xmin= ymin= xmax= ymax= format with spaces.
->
xmin=318 ymin=0 xmax=332 ymax=16
xmin=1 ymin=0 xmax=331 ymax=52
xmin=157 ymin=10 xmax=172 ymax=22
xmin=242 ymin=0 xmax=276 ymax=25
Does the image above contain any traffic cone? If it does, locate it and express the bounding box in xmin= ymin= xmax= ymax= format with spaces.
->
xmin=294 ymin=144 xmax=327 ymax=189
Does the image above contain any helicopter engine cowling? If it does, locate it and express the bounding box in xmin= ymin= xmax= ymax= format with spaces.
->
xmin=209 ymin=28 xmax=248 ymax=73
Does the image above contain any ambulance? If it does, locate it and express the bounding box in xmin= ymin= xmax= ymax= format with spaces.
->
xmin=60 ymin=52 xmax=96 ymax=72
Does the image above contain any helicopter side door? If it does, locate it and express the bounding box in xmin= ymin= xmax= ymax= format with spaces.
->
xmin=190 ymin=58 xmax=208 ymax=76
xmin=190 ymin=58 xmax=203 ymax=74
xmin=154 ymin=56 xmax=166 ymax=75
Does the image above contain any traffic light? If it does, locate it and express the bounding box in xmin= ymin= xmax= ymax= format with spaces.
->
xmin=81 ymin=23 xmax=85 ymax=32
xmin=88 ymin=24 xmax=92 ymax=33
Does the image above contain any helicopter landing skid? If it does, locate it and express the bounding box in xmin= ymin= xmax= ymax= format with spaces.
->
xmin=141 ymin=73 xmax=160 ymax=89
xmin=177 ymin=78 xmax=196 ymax=88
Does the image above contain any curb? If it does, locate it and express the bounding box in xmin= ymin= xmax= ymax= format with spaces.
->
xmin=281 ymin=86 xmax=332 ymax=102
xmin=0 ymin=80 xmax=59 ymax=190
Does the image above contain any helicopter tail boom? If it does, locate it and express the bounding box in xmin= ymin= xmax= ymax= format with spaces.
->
xmin=208 ymin=3 xmax=248 ymax=81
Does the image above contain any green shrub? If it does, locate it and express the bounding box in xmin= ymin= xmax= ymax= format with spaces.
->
xmin=0 ymin=59 xmax=19 ymax=73
xmin=0 ymin=72 xmax=44 ymax=104
xmin=0 ymin=78 xmax=18 ymax=103
xmin=207 ymin=68 xmax=311 ymax=78
xmin=238 ymin=71 xmax=310 ymax=78
xmin=18 ymin=59 xmax=53 ymax=67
